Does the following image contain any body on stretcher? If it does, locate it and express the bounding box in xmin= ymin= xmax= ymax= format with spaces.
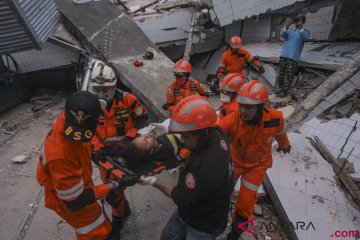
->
xmin=99 ymin=147 xmax=191 ymax=186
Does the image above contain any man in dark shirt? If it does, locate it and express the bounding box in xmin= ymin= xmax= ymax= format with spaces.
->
xmin=139 ymin=96 xmax=234 ymax=240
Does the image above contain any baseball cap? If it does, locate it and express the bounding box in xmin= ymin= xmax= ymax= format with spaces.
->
xmin=64 ymin=91 xmax=101 ymax=142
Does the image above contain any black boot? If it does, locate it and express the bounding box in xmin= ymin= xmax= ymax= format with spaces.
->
xmin=124 ymin=200 xmax=131 ymax=218
xmin=226 ymin=214 xmax=248 ymax=240
xmin=107 ymin=216 xmax=124 ymax=240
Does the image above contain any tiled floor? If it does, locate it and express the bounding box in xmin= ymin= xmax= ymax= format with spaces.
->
xmin=268 ymin=130 xmax=360 ymax=240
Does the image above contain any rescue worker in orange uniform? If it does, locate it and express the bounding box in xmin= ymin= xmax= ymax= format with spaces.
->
xmin=218 ymin=80 xmax=291 ymax=240
xmin=163 ymin=59 xmax=207 ymax=113
xmin=36 ymin=91 xmax=133 ymax=240
xmin=218 ymin=36 xmax=265 ymax=79
xmin=218 ymin=73 xmax=245 ymax=120
xmin=140 ymin=96 xmax=233 ymax=240
xmin=89 ymin=64 xmax=148 ymax=238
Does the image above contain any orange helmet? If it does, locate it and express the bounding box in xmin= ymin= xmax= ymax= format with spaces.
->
xmin=169 ymin=96 xmax=217 ymax=132
xmin=229 ymin=36 xmax=243 ymax=49
xmin=237 ymin=80 xmax=269 ymax=105
xmin=173 ymin=59 xmax=192 ymax=73
xmin=219 ymin=73 xmax=245 ymax=93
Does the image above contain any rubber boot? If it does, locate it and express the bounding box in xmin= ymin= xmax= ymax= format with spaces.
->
xmin=226 ymin=214 xmax=248 ymax=240
xmin=107 ymin=216 xmax=124 ymax=240
xmin=124 ymin=200 xmax=131 ymax=219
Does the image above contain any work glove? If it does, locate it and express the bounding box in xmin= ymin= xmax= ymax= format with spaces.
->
xmin=118 ymin=174 xmax=140 ymax=187
xmin=149 ymin=123 xmax=168 ymax=138
xmin=105 ymin=190 xmax=120 ymax=208
xmin=92 ymin=149 xmax=105 ymax=166
xmin=276 ymin=145 xmax=291 ymax=154
xmin=138 ymin=175 xmax=157 ymax=186
xmin=257 ymin=66 xmax=265 ymax=73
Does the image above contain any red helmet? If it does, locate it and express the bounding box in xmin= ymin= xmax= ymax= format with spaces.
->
xmin=173 ymin=59 xmax=192 ymax=73
xmin=219 ymin=73 xmax=245 ymax=93
xmin=229 ymin=36 xmax=243 ymax=49
xmin=169 ymin=96 xmax=217 ymax=132
xmin=237 ymin=80 xmax=269 ymax=104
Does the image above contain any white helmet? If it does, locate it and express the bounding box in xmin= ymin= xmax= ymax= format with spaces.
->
xmin=90 ymin=64 xmax=117 ymax=87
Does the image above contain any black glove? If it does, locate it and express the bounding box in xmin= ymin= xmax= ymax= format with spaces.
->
xmin=117 ymin=174 xmax=140 ymax=188
xmin=276 ymin=145 xmax=291 ymax=154
xmin=92 ymin=149 xmax=105 ymax=165
xmin=258 ymin=66 xmax=265 ymax=73
xmin=105 ymin=190 xmax=120 ymax=208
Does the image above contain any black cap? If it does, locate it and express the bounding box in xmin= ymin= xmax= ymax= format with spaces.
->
xmin=64 ymin=91 xmax=101 ymax=142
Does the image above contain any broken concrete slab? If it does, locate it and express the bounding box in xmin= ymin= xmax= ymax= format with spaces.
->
xmin=204 ymin=46 xmax=226 ymax=75
xmin=224 ymin=21 xmax=242 ymax=42
xmin=55 ymin=0 xmax=175 ymax=120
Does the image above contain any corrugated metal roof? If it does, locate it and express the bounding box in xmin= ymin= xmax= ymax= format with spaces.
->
xmin=0 ymin=0 xmax=60 ymax=54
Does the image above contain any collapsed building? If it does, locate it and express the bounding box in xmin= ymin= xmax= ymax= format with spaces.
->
xmin=0 ymin=0 xmax=359 ymax=239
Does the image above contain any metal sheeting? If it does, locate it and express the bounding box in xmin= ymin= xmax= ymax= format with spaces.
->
xmin=134 ymin=10 xmax=192 ymax=44
xmin=213 ymin=0 xmax=305 ymax=27
xmin=305 ymin=5 xmax=335 ymax=41
xmin=10 ymin=42 xmax=79 ymax=72
xmin=0 ymin=0 xmax=60 ymax=54
xmin=242 ymin=17 xmax=271 ymax=42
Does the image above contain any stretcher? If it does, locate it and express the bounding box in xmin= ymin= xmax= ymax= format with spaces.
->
xmin=99 ymin=155 xmax=168 ymax=185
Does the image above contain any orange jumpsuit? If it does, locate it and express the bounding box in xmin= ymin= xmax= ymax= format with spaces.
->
xmin=219 ymin=98 xmax=239 ymax=120
xmin=166 ymin=79 xmax=205 ymax=113
xmin=218 ymin=108 xmax=289 ymax=219
xmin=92 ymin=90 xmax=148 ymax=218
xmin=218 ymin=49 xmax=261 ymax=77
xmin=36 ymin=113 xmax=112 ymax=240
xmin=92 ymin=90 xmax=148 ymax=151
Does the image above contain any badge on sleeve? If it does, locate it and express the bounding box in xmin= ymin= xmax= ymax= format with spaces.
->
xmin=135 ymin=106 xmax=144 ymax=116
xmin=185 ymin=172 xmax=196 ymax=189
xmin=220 ymin=139 xmax=228 ymax=151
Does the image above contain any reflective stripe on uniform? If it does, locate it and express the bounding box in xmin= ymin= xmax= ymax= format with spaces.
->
xmin=241 ymin=179 xmax=260 ymax=192
xmin=104 ymin=136 xmax=126 ymax=142
xmin=236 ymin=96 xmax=263 ymax=104
xmin=169 ymin=120 xmax=197 ymax=132
xmin=166 ymin=134 xmax=178 ymax=155
xmin=75 ymin=212 xmax=105 ymax=235
xmin=56 ymin=179 xmax=84 ymax=200
xmin=219 ymin=64 xmax=226 ymax=68
xmin=40 ymin=145 xmax=46 ymax=166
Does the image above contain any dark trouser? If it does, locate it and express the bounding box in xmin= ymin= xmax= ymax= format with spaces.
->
xmin=161 ymin=209 xmax=217 ymax=240
xmin=277 ymin=57 xmax=298 ymax=96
